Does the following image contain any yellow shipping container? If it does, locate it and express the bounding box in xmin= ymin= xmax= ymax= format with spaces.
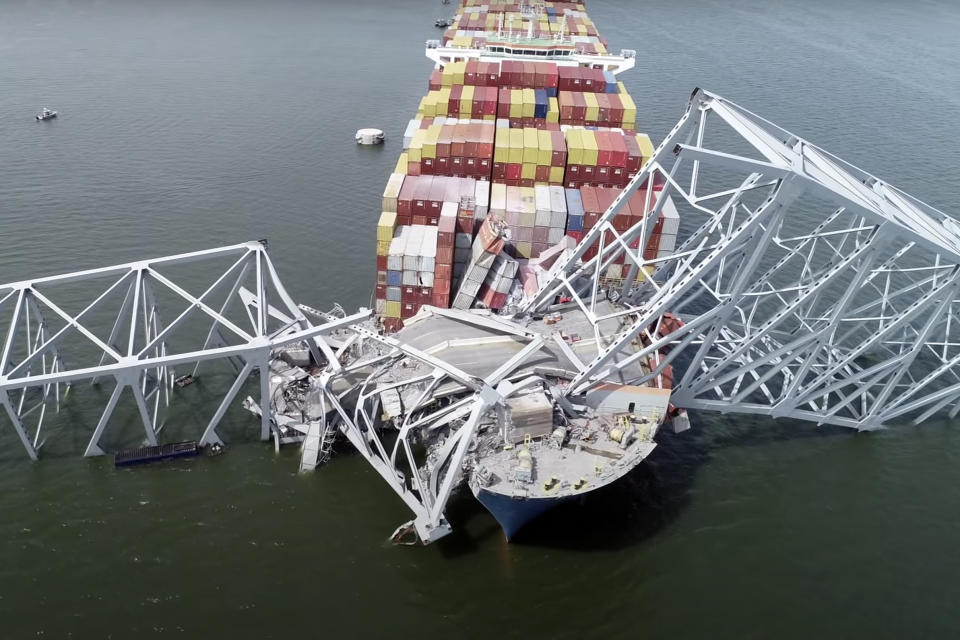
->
xmin=454 ymin=61 xmax=466 ymax=85
xmin=620 ymin=93 xmax=637 ymax=128
xmin=385 ymin=301 xmax=401 ymax=318
xmin=422 ymin=125 xmax=440 ymax=159
xmin=376 ymin=211 xmax=397 ymax=242
xmin=547 ymin=97 xmax=560 ymax=123
xmin=420 ymin=93 xmax=436 ymax=118
xmin=582 ymin=130 xmax=599 ymax=166
xmin=549 ymin=166 xmax=565 ymax=184
xmin=509 ymin=89 xmax=523 ymax=119
xmin=395 ymin=153 xmax=408 ymax=174
xmin=537 ymin=130 xmax=552 ymax=166
xmin=460 ymin=85 xmax=475 ymax=114
xmin=483 ymin=114 xmax=496 ymax=121
xmin=435 ymin=87 xmax=451 ymax=117
xmin=566 ymin=129 xmax=584 ymax=165
xmin=583 ymin=92 xmax=599 ymax=122
xmin=636 ymin=133 xmax=655 ymax=162
xmin=521 ymin=163 xmax=536 ymax=180
xmin=617 ymin=81 xmax=628 ymax=94
xmin=494 ymin=128 xmax=509 ymax=163
xmin=408 ymin=128 xmax=426 ymax=162
xmin=515 ymin=242 xmax=532 ymax=259
xmin=508 ymin=129 xmax=524 ymax=164
xmin=521 ymin=88 xmax=536 ymax=118
xmin=376 ymin=240 xmax=392 ymax=256
xmin=522 ymin=128 xmax=539 ymax=164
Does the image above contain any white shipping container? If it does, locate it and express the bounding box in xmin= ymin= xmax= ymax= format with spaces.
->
xmin=419 ymin=271 xmax=435 ymax=288
xmin=402 ymin=270 xmax=418 ymax=286
xmin=535 ymin=210 xmax=551 ymax=227
xmin=375 ymin=299 xmax=386 ymax=314
xmin=661 ymin=196 xmax=680 ymax=235
xmin=490 ymin=182 xmax=507 ymax=214
xmin=549 ymin=186 xmax=567 ymax=215
xmin=460 ymin=278 xmax=482 ymax=297
xmin=440 ymin=201 xmax=459 ymax=219
xmin=402 ymin=119 xmax=420 ymax=149
xmin=549 ymin=209 xmax=567 ymax=228
xmin=548 ymin=227 xmax=565 ymax=244
xmin=534 ymin=185 xmax=551 ymax=214
xmin=421 ymin=257 xmax=435 ymax=273
xmin=421 ymin=226 xmax=438 ymax=259
xmin=452 ymin=291 xmax=474 ymax=310
xmin=606 ymin=264 xmax=623 ymax=279
xmin=474 ymin=206 xmax=488 ymax=220
xmin=466 ymin=263 xmax=489 ymax=284
xmin=387 ymin=255 xmax=403 ymax=272
xmin=475 ymin=180 xmax=490 ymax=209
xmin=389 ymin=226 xmax=408 ymax=257
xmin=660 ymin=233 xmax=677 ymax=253
xmin=382 ymin=173 xmax=405 ymax=213
xmin=495 ymin=275 xmax=512 ymax=294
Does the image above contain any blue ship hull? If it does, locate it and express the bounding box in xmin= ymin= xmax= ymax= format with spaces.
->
xmin=474 ymin=488 xmax=575 ymax=540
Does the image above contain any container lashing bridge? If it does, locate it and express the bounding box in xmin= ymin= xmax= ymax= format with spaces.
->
xmin=3 ymin=90 xmax=960 ymax=541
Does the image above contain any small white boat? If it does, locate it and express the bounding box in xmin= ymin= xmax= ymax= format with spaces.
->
xmin=36 ymin=108 xmax=57 ymax=121
xmin=355 ymin=128 xmax=384 ymax=145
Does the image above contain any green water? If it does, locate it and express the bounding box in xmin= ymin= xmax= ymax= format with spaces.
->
xmin=3 ymin=0 xmax=960 ymax=637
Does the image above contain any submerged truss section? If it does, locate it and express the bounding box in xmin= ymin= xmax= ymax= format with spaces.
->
xmin=0 ymin=241 xmax=364 ymax=459
xmin=526 ymin=88 xmax=960 ymax=430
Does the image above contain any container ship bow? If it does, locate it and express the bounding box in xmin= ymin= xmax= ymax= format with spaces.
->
xmin=266 ymin=0 xmax=688 ymax=544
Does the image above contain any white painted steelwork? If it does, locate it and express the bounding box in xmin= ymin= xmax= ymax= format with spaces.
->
xmin=526 ymin=88 xmax=960 ymax=430
xmin=0 ymin=241 xmax=364 ymax=459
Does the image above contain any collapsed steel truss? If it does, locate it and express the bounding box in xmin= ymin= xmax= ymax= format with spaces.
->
xmin=0 ymin=241 xmax=365 ymax=459
xmin=526 ymin=88 xmax=960 ymax=430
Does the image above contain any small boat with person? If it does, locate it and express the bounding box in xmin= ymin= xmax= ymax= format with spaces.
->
xmin=36 ymin=108 xmax=57 ymax=121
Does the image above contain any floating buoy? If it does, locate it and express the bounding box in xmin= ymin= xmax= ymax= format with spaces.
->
xmin=355 ymin=128 xmax=385 ymax=145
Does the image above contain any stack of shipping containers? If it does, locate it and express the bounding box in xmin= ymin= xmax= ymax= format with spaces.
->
xmin=374 ymin=0 xmax=673 ymax=330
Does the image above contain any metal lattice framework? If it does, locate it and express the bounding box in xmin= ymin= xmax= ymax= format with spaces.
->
xmin=0 ymin=241 xmax=366 ymax=459
xmin=526 ymin=88 xmax=960 ymax=430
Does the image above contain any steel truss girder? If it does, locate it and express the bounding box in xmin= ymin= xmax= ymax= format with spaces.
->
xmin=525 ymin=88 xmax=960 ymax=430
xmin=0 ymin=242 xmax=360 ymax=458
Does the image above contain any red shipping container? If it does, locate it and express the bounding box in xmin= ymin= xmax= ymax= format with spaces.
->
xmin=582 ymin=165 xmax=596 ymax=181
xmin=595 ymin=131 xmax=612 ymax=167
xmin=437 ymin=157 xmax=450 ymax=174
xmin=596 ymin=93 xmax=611 ymax=125
xmin=567 ymin=164 xmax=582 ymax=179
xmin=493 ymin=162 xmax=506 ymax=180
xmin=376 ymin=255 xmax=387 ymax=271
xmin=522 ymin=62 xmax=535 ymax=87
xmin=401 ymin=303 xmax=416 ymax=319
xmin=609 ymin=133 xmax=628 ymax=167
xmin=465 ymin=60 xmax=478 ymax=86
xmin=422 ymin=158 xmax=435 ymax=174
xmin=624 ymin=135 xmax=643 ymax=173
xmin=535 ymin=164 xmax=551 ymax=182
xmin=572 ymin=92 xmax=587 ymax=120
xmin=608 ymin=93 xmax=625 ymax=123
xmin=506 ymin=163 xmax=522 ymax=180
xmin=566 ymin=230 xmax=583 ymax=243
xmin=449 ymin=84 xmax=462 ymax=116
xmin=375 ymin=284 xmax=387 ymax=299
xmin=407 ymin=161 xmax=421 ymax=176
xmin=457 ymin=217 xmax=473 ymax=234
xmin=498 ymin=87 xmax=511 ymax=118
xmin=597 ymin=166 xmax=611 ymax=183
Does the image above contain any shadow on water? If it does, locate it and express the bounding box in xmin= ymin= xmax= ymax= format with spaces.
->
xmin=435 ymin=411 xmax=857 ymax=554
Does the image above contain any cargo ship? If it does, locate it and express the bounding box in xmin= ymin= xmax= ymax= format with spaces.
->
xmin=260 ymin=0 xmax=685 ymax=544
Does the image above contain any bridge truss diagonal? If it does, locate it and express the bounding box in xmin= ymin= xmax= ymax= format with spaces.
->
xmin=525 ymin=88 xmax=960 ymax=430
